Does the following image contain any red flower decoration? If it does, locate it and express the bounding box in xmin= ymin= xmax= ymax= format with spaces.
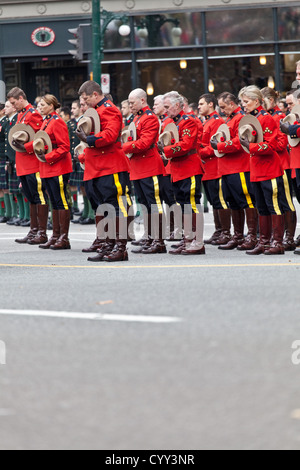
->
xmin=220 ymin=137 xmax=225 ymax=142
xmin=171 ymin=138 xmax=176 ymax=144
xmin=45 ymin=145 xmax=49 ymax=151
xmin=252 ymin=131 xmax=257 ymax=136
xmin=128 ymin=136 xmax=133 ymax=141
xmin=294 ymin=122 xmax=299 ymax=125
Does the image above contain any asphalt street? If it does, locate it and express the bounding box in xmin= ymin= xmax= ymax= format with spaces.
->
xmin=0 ymin=209 xmax=300 ymax=450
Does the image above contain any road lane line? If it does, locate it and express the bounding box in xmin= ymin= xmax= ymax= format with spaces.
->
xmin=0 ymin=309 xmax=181 ymax=324
xmin=0 ymin=262 xmax=299 ymax=269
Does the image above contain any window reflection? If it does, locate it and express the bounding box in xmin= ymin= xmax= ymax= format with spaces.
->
xmin=134 ymin=12 xmax=202 ymax=48
xmin=206 ymin=9 xmax=273 ymax=44
xmin=278 ymin=7 xmax=300 ymax=40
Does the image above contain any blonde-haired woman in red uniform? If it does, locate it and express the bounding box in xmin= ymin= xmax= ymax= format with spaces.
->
xmin=239 ymin=86 xmax=293 ymax=255
xmin=26 ymin=94 xmax=73 ymax=250
xmin=261 ymin=87 xmax=296 ymax=251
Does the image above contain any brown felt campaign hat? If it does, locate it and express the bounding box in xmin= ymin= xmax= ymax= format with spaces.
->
xmin=33 ymin=131 xmax=52 ymax=162
xmin=8 ymin=124 xmax=36 ymax=153
xmin=238 ymin=115 xmax=264 ymax=154
xmin=74 ymin=142 xmax=88 ymax=170
xmin=211 ymin=124 xmax=231 ymax=158
xmin=158 ymin=123 xmax=180 ymax=147
xmin=121 ymin=122 xmax=137 ymax=159
xmin=121 ymin=122 xmax=137 ymax=144
xmin=282 ymin=105 xmax=300 ymax=147
xmin=77 ymin=108 xmax=101 ymax=136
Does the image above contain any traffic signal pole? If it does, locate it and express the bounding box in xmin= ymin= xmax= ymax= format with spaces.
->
xmin=92 ymin=0 xmax=101 ymax=84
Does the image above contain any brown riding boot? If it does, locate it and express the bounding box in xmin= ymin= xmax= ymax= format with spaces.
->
xmin=204 ymin=208 xmax=222 ymax=244
xmin=88 ymin=240 xmax=115 ymax=262
xmin=103 ymin=216 xmax=129 ymax=262
xmin=39 ymin=209 xmax=60 ymax=249
xmin=28 ymin=204 xmax=49 ymax=245
xmin=265 ymin=214 xmax=285 ymax=255
xmin=82 ymin=216 xmax=104 ymax=253
xmin=103 ymin=240 xmax=129 ymax=262
xmin=246 ymin=215 xmax=272 ymax=255
xmin=283 ymin=211 xmax=297 ymax=252
xmin=15 ymin=204 xmax=38 ymax=244
xmin=237 ymin=208 xmax=258 ymax=251
xmin=212 ymin=209 xmax=232 ymax=246
xmin=219 ymin=209 xmax=245 ymax=250
xmin=141 ymin=213 xmax=167 ymax=254
xmin=50 ymin=210 xmax=71 ymax=250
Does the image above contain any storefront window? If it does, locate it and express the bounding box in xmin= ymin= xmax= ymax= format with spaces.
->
xmin=206 ymin=9 xmax=273 ymax=44
xmin=101 ymin=62 xmax=132 ymax=105
xmin=281 ymin=53 xmax=300 ymax=92
xmin=137 ymin=59 xmax=204 ymax=104
xmin=278 ymin=7 xmax=300 ymax=41
xmin=133 ymin=12 xmax=202 ymax=49
xmin=104 ymin=19 xmax=131 ymax=50
xmin=208 ymin=55 xmax=275 ymax=96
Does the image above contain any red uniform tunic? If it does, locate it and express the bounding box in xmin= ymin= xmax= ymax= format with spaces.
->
xmin=188 ymin=112 xmax=205 ymax=176
xmin=163 ymin=111 xmax=203 ymax=183
xmin=269 ymin=106 xmax=290 ymax=171
xmin=248 ymin=107 xmax=283 ymax=182
xmin=26 ymin=112 xmax=73 ymax=179
xmin=217 ymin=107 xmax=250 ymax=175
xmin=200 ymin=111 xmax=224 ymax=181
xmin=122 ymin=106 xmax=166 ymax=181
xmin=79 ymin=97 xmax=130 ymax=182
xmin=17 ymin=104 xmax=43 ymax=176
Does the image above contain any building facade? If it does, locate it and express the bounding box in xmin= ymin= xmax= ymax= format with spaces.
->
xmin=1 ymin=1 xmax=300 ymax=105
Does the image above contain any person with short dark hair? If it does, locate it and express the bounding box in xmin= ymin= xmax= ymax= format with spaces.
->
xmin=7 ymin=87 xmax=46 ymax=245
xmin=77 ymin=80 xmax=131 ymax=262
xmin=198 ymin=93 xmax=230 ymax=246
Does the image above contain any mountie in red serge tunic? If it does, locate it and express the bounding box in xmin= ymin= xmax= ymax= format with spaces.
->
xmin=17 ymin=104 xmax=43 ymax=177
xmin=200 ymin=111 xmax=224 ymax=182
xmin=122 ymin=106 xmax=166 ymax=181
xmin=248 ymin=106 xmax=283 ymax=182
xmin=26 ymin=112 xmax=72 ymax=179
xmin=79 ymin=97 xmax=130 ymax=182
xmin=216 ymin=107 xmax=250 ymax=176
xmin=163 ymin=111 xmax=203 ymax=183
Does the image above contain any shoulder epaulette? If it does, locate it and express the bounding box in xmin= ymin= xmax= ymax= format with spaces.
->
xmin=104 ymin=102 xmax=112 ymax=108
xmin=182 ymin=114 xmax=190 ymax=120
xmin=146 ymin=110 xmax=154 ymax=116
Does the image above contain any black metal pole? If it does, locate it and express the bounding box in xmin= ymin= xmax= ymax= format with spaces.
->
xmin=201 ymin=12 xmax=209 ymax=93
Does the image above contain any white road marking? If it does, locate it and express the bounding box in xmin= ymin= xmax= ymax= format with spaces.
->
xmin=0 ymin=309 xmax=181 ymax=324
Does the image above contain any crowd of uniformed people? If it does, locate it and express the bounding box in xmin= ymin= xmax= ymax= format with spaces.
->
xmin=1 ymin=59 xmax=300 ymax=261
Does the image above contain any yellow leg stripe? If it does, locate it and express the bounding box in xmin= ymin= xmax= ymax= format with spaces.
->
xmin=152 ymin=176 xmax=164 ymax=215
xmin=125 ymin=185 xmax=132 ymax=207
xmin=58 ymin=175 xmax=69 ymax=211
xmin=190 ymin=176 xmax=199 ymax=214
xmin=219 ymin=178 xmax=228 ymax=210
xmin=271 ymin=178 xmax=282 ymax=216
xmin=240 ymin=172 xmax=254 ymax=209
xmin=114 ymin=174 xmax=128 ymax=218
xmin=36 ymin=172 xmax=46 ymax=205
xmin=283 ymin=171 xmax=296 ymax=212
